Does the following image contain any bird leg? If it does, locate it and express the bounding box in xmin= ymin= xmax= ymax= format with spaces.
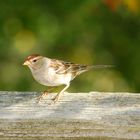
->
xmin=38 ymin=87 xmax=54 ymax=102
xmin=52 ymin=84 xmax=70 ymax=103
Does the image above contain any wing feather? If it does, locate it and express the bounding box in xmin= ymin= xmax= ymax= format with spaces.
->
xmin=49 ymin=59 xmax=114 ymax=79
xmin=49 ymin=59 xmax=89 ymax=75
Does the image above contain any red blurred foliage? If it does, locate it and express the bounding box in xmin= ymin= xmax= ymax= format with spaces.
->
xmin=103 ymin=0 xmax=122 ymax=11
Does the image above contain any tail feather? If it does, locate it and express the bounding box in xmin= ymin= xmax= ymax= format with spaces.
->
xmin=77 ymin=65 xmax=115 ymax=75
xmin=71 ymin=64 xmax=115 ymax=79
xmin=91 ymin=65 xmax=115 ymax=69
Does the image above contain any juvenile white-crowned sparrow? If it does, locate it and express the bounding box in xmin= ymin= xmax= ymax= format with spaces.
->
xmin=23 ymin=54 xmax=114 ymax=103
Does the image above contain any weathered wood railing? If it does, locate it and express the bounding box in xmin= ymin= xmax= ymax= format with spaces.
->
xmin=0 ymin=91 xmax=140 ymax=140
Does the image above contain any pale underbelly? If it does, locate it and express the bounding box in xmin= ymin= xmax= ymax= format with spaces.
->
xmin=33 ymin=73 xmax=71 ymax=86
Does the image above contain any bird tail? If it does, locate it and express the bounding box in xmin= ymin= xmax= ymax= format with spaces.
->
xmin=90 ymin=65 xmax=115 ymax=69
xmin=77 ymin=65 xmax=115 ymax=75
xmin=71 ymin=64 xmax=115 ymax=80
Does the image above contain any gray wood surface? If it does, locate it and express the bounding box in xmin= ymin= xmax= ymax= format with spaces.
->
xmin=0 ymin=91 xmax=140 ymax=140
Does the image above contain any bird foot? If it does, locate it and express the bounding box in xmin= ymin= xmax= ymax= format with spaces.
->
xmin=50 ymin=95 xmax=59 ymax=104
xmin=38 ymin=91 xmax=49 ymax=103
xmin=51 ymin=97 xmax=57 ymax=103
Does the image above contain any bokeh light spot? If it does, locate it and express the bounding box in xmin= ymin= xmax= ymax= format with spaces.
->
xmin=13 ymin=30 xmax=36 ymax=53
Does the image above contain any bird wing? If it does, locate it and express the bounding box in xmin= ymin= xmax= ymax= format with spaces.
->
xmin=50 ymin=59 xmax=90 ymax=75
xmin=50 ymin=59 xmax=114 ymax=79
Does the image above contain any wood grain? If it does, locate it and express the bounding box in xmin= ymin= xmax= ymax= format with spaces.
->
xmin=0 ymin=91 xmax=140 ymax=139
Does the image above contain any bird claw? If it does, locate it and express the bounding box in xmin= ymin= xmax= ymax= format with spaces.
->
xmin=50 ymin=94 xmax=60 ymax=104
xmin=37 ymin=91 xmax=49 ymax=103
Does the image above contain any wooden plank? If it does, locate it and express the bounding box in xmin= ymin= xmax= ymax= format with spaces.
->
xmin=0 ymin=91 xmax=140 ymax=139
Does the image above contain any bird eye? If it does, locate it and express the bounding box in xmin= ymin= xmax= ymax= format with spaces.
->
xmin=32 ymin=59 xmax=37 ymax=63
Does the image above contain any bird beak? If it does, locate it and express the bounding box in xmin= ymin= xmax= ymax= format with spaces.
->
xmin=23 ymin=60 xmax=30 ymax=66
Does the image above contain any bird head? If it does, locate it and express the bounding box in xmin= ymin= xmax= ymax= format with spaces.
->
xmin=23 ymin=54 xmax=44 ymax=70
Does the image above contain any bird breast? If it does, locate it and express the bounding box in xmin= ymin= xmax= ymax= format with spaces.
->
xmin=31 ymin=67 xmax=72 ymax=86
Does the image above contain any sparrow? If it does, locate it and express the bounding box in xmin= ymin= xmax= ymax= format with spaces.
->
xmin=23 ymin=54 xmax=114 ymax=103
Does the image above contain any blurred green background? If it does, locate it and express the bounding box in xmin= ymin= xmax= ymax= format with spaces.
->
xmin=0 ymin=0 xmax=140 ymax=93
